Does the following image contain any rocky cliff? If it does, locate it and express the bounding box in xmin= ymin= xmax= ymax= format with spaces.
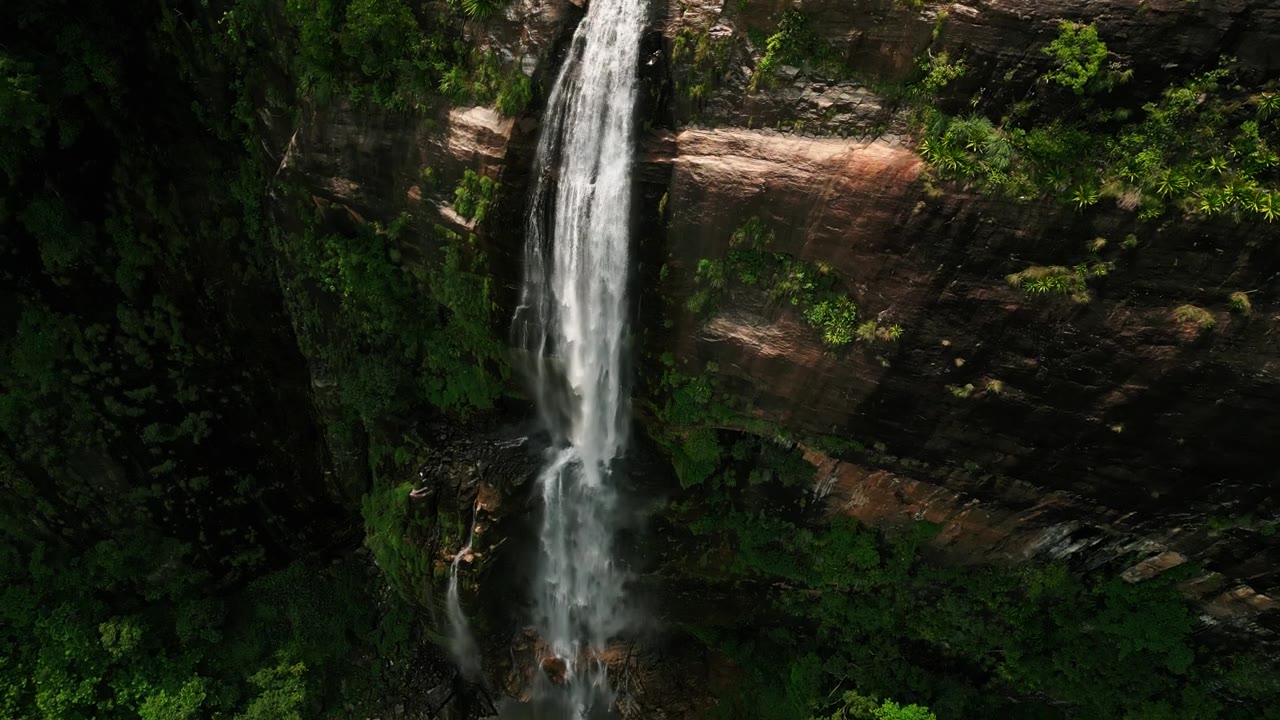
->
xmin=261 ymin=0 xmax=1280 ymax=714
xmin=636 ymin=0 xmax=1280 ymax=643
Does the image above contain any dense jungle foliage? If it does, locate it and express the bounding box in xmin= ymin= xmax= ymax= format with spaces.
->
xmin=1 ymin=0 xmax=508 ymax=715
xmin=640 ymin=350 xmax=1280 ymax=719
xmin=654 ymin=430 xmax=1280 ymax=720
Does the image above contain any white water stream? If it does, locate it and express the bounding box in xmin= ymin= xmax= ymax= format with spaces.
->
xmin=447 ymin=502 xmax=481 ymax=677
xmin=514 ymin=0 xmax=646 ymax=713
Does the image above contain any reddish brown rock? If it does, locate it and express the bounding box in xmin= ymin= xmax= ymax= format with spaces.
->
xmin=540 ymin=655 xmax=570 ymax=685
xmin=639 ymin=115 xmax=1280 ymax=642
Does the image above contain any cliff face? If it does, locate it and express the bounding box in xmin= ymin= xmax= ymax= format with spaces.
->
xmin=637 ymin=0 xmax=1280 ymax=643
xmin=261 ymin=0 xmax=1280 ymax=710
xmin=642 ymin=126 xmax=1280 ymax=624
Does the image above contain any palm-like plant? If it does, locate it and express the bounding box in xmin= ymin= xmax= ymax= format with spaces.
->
xmin=1223 ymin=180 xmax=1246 ymax=207
xmin=460 ymin=0 xmax=504 ymax=19
xmin=919 ymin=137 xmax=937 ymax=162
xmin=1240 ymin=189 xmax=1262 ymax=213
xmin=1153 ymin=170 xmax=1189 ymax=198
xmin=439 ymin=65 xmax=468 ymax=101
xmin=1254 ymin=92 xmax=1280 ymax=120
xmin=1173 ymin=170 xmax=1192 ymax=194
xmin=1258 ymin=192 xmax=1278 ymax=222
xmin=1042 ymin=165 xmax=1070 ymax=189
xmin=1198 ymin=189 xmax=1227 ymax=216
xmin=1070 ymin=183 xmax=1100 ymax=209
xmin=1117 ymin=164 xmax=1142 ymax=184
xmin=937 ymin=147 xmax=963 ymax=174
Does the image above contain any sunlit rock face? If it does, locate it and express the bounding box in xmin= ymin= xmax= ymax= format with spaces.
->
xmin=632 ymin=0 xmax=1280 ymax=653
xmin=637 ymin=127 xmax=1280 ymax=648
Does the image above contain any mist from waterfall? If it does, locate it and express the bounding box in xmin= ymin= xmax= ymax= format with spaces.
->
xmin=513 ymin=0 xmax=646 ymax=713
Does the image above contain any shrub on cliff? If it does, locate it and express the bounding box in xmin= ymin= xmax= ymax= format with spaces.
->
xmin=1042 ymin=21 xmax=1110 ymax=95
xmin=804 ymin=297 xmax=859 ymax=347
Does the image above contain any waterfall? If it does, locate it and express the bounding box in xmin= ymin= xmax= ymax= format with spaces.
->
xmin=446 ymin=502 xmax=481 ymax=678
xmin=513 ymin=0 xmax=646 ymax=713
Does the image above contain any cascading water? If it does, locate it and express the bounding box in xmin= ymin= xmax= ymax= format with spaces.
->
xmin=513 ymin=0 xmax=646 ymax=714
xmin=447 ymin=502 xmax=482 ymax=677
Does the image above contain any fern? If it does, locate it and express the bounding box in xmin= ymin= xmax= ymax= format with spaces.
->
xmin=459 ymin=0 xmax=504 ymax=19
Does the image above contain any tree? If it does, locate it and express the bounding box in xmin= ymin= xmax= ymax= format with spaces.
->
xmin=813 ymin=691 xmax=936 ymax=720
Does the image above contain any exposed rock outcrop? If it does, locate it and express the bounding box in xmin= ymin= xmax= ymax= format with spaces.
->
xmin=619 ymin=0 xmax=1280 ymax=658
xmin=639 ymin=114 xmax=1280 ymax=638
xmin=806 ymin=448 xmax=1279 ymax=642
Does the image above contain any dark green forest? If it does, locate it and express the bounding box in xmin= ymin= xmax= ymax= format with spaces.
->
xmin=2 ymin=0 xmax=1278 ymax=718
xmin=1 ymin=0 xmax=508 ymax=716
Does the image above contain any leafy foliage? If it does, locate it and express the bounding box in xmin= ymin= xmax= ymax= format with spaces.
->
xmin=1005 ymin=262 xmax=1111 ymax=304
xmin=664 ymin=467 xmax=1272 ymax=720
xmin=751 ymin=9 xmax=822 ymax=92
xmin=671 ymin=30 xmax=734 ymax=116
xmin=803 ymin=297 xmax=859 ymax=347
xmin=453 ymin=169 xmax=499 ymax=224
xmin=0 ymin=3 xmax=500 ymax=718
xmin=362 ymin=482 xmax=436 ymax=604
xmin=224 ymin=0 xmax=530 ymax=112
xmin=456 ymin=0 xmax=507 ymax=20
xmin=917 ymin=51 xmax=966 ymax=93
xmin=813 ymin=694 xmax=936 ymax=720
xmin=689 ymin=218 xmax=904 ymax=349
xmin=919 ymin=51 xmax=1280 ymax=222
xmin=0 ymin=537 xmax=418 ymax=719
xmin=1229 ymin=291 xmax=1252 ymax=315
xmin=1172 ymin=303 xmax=1216 ymax=329
xmin=1041 ymin=21 xmax=1110 ymax=95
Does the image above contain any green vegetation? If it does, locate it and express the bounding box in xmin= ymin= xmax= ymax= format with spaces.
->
xmin=1257 ymin=92 xmax=1280 ymax=119
xmin=1206 ymin=514 xmax=1279 ymax=537
xmin=362 ymin=483 xmax=437 ymax=605
xmin=812 ymin=693 xmax=936 ymax=720
xmin=1 ymin=1 xmax=509 ymax=717
xmin=282 ymin=207 xmax=507 ymax=440
xmin=0 ymin=536 xmax=418 ymax=719
xmin=919 ymin=33 xmax=1279 ymax=221
xmin=222 ymin=0 xmax=529 ymax=113
xmin=736 ymin=10 xmax=1277 ymax=226
xmin=1172 ymin=303 xmax=1217 ymax=329
xmin=917 ymin=51 xmax=966 ymax=93
xmin=440 ymin=50 xmax=534 ymax=115
xmin=803 ymin=297 xmax=860 ymax=346
xmin=1005 ymin=262 xmax=1111 ymax=303
xmin=659 ymin=440 xmax=1279 ymax=720
xmin=456 ymin=0 xmax=508 ymax=20
xmin=453 ymin=169 xmax=500 ymax=224
xmin=671 ymin=29 xmax=734 ymax=116
xmin=689 ymin=218 xmax=902 ymax=349
xmin=641 ymin=353 xmax=862 ymax=488
xmin=856 ymin=321 xmax=904 ymax=343
xmin=751 ymin=9 xmax=824 ymax=92
xmin=1041 ymin=21 xmax=1112 ymax=95
xmin=1229 ymin=291 xmax=1253 ymax=315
